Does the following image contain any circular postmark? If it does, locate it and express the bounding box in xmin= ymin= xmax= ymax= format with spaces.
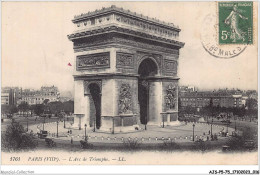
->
xmin=200 ymin=14 xmax=247 ymax=59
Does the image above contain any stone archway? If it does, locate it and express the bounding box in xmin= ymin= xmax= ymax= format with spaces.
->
xmin=138 ymin=58 xmax=158 ymax=125
xmin=69 ymin=6 xmax=185 ymax=131
xmin=88 ymin=83 xmax=101 ymax=129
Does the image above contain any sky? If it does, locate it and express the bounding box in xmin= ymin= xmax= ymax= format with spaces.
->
xmin=2 ymin=2 xmax=258 ymax=93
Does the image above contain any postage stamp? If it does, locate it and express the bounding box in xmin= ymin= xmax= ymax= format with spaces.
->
xmin=218 ymin=1 xmax=253 ymax=45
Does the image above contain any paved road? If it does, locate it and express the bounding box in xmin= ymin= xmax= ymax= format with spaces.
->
xmin=31 ymin=121 xmax=229 ymax=143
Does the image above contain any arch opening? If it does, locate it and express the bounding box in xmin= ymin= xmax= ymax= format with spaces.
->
xmin=88 ymin=83 xmax=101 ymax=129
xmin=138 ymin=58 xmax=158 ymax=125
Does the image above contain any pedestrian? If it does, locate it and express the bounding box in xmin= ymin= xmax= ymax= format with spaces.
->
xmin=208 ymin=130 xmax=210 ymax=135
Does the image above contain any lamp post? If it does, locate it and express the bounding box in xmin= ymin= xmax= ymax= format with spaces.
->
xmin=226 ymin=121 xmax=229 ymax=133
xmin=43 ymin=115 xmax=45 ymax=130
xmin=192 ymin=123 xmax=195 ymax=141
xmin=63 ymin=113 xmax=66 ymax=128
xmin=235 ymin=117 xmax=237 ymax=131
xmin=211 ymin=118 xmax=213 ymax=138
xmin=26 ymin=111 xmax=29 ymax=132
xmin=84 ymin=124 xmax=87 ymax=141
xmin=64 ymin=118 xmax=66 ymax=128
xmin=56 ymin=120 xmax=59 ymax=138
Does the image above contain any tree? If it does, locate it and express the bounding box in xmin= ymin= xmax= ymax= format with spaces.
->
xmin=1 ymin=121 xmax=38 ymax=150
xmin=43 ymin=99 xmax=50 ymax=105
xmin=1 ymin=105 xmax=11 ymax=114
xmin=246 ymin=98 xmax=258 ymax=110
xmin=47 ymin=101 xmax=64 ymax=115
xmin=63 ymin=100 xmax=74 ymax=114
xmin=18 ymin=102 xmax=30 ymax=117
xmin=10 ymin=105 xmax=18 ymax=114
xmin=32 ymin=104 xmax=45 ymax=116
xmin=1 ymin=105 xmax=18 ymax=118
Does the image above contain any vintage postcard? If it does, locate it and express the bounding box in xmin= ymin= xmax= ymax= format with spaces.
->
xmin=1 ymin=1 xmax=259 ymax=174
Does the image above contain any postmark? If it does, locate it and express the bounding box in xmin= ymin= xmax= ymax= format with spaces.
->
xmin=218 ymin=1 xmax=253 ymax=45
xmin=201 ymin=13 xmax=247 ymax=59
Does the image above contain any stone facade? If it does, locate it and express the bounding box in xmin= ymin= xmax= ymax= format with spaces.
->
xmin=68 ymin=6 xmax=184 ymax=132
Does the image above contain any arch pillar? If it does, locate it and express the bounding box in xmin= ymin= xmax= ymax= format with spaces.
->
xmin=147 ymin=80 xmax=163 ymax=125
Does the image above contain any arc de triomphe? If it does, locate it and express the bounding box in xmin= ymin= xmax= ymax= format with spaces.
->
xmin=68 ymin=5 xmax=185 ymax=133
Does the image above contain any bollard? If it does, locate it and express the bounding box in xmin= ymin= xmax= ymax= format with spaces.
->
xmin=101 ymin=136 xmax=104 ymax=140
xmin=128 ymin=137 xmax=131 ymax=141
xmin=95 ymin=136 xmax=97 ymax=140
xmin=148 ymin=137 xmax=151 ymax=141
xmin=107 ymin=137 xmax=110 ymax=140
xmin=174 ymin=137 xmax=177 ymax=140
xmin=162 ymin=137 xmax=164 ymax=140
xmin=155 ymin=137 xmax=158 ymax=141
xmin=122 ymin=137 xmax=124 ymax=141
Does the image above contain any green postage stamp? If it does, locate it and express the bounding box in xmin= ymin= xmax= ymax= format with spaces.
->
xmin=218 ymin=1 xmax=253 ymax=44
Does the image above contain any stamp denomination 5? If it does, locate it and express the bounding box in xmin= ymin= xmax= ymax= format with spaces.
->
xmin=218 ymin=1 xmax=253 ymax=45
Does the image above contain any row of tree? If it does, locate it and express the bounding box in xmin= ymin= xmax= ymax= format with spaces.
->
xmin=178 ymin=98 xmax=258 ymax=118
xmin=1 ymin=100 xmax=74 ymax=117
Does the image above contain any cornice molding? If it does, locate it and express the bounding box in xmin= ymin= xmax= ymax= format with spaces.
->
xmin=68 ymin=26 xmax=185 ymax=48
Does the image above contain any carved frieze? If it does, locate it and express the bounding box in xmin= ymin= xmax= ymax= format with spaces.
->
xmin=77 ymin=52 xmax=110 ymax=70
xmin=115 ymin=38 xmax=179 ymax=55
xmin=116 ymin=52 xmax=134 ymax=68
xmin=73 ymin=35 xmax=180 ymax=55
xmin=165 ymin=84 xmax=177 ymax=110
xmin=113 ymin=14 xmax=179 ymax=39
xmin=164 ymin=59 xmax=178 ymax=74
xmin=119 ymin=84 xmax=132 ymax=114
